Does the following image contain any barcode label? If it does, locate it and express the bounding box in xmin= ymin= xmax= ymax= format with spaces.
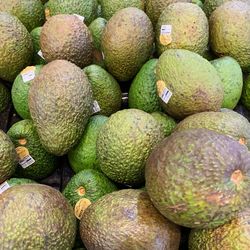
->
xmin=160 ymin=88 xmax=172 ymax=103
xmin=38 ymin=50 xmax=45 ymax=59
xmin=0 ymin=182 xmax=10 ymax=194
xmin=19 ymin=155 xmax=35 ymax=169
xmin=92 ymin=100 xmax=101 ymax=114
xmin=21 ymin=66 xmax=36 ymax=82
xmin=73 ymin=14 xmax=85 ymax=22
xmin=161 ymin=25 xmax=172 ymax=35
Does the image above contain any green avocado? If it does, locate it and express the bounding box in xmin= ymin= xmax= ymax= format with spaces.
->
xmin=0 ymin=82 xmax=10 ymax=113
xmin=146 ymin=128 xmax=250 ymax=228
xmin=240 ymin=74 xmax=250 ymax=110
xmin=6 ymin=177 xmax=36 ymax=186
xmin=0 ymin=184 xmax=77 ymax=249
xmin=11 ymin=65 xmax=43 ymax=119
xmin=29 ymin=60 xmax=93 ymax=156
xmin=0 ymin=12 xmax=33 ymax=82
xmin=128 ymin=59 xmax=162 ymax=113
xmin=68 ymin=115 xmax=108 ymax=173
xmin=80 ymin=189 xmax=181 ymax=250
xmin=7 ymin=119 xmax=58 ymax=180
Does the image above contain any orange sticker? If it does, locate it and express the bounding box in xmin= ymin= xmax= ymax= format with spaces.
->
xmin=16 ymin=146 xmax=29 ymax=161
xmin=74 ymin=198 xmax=92 ymax=220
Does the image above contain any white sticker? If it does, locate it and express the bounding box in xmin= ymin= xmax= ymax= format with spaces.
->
xmin=161 ymin=25 xmax=172 ymax=35
xmin=0 ymin=182 xmax=10 ymax=194
xmin=101 ymin=51 xmax=105 ymax=60
xmin=21 ymin=66 xmax=36 ymax=83
xmin=73 ymin=14 xmax=85 ymax=22
xmin=38 ymin=50 xmax=45 ymax=59
xmin=19 ymin=155 xmax=35 ymax=169
xmin=160 ymin=87 xmax=172 ymax=104
xmin=92 ymin=100 xmax=101 ymax=114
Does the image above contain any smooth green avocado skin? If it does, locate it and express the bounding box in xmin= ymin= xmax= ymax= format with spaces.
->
xmin=129 ymin=59 xmax=162 ymax=113
xmin=0 ymin=184 xmax=77 ymax=250
xmin=7 ymin=119 xmax=58 ymax=180
xmin=68 ymin=115 xmax=108 ymax=173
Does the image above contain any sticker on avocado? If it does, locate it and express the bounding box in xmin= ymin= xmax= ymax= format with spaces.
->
xmin=45 ymin=8 xmax=50 ymax=20
xmin=0 ymin=181 xmax=10 ymax=194
xmin=160 ymin=25 xmax=172 ymax=46
xmin=74 ymin=198 xmax=92 ymax=220
xmin=21 ymin=66 xmax=36 ymax=83
xmin=101 ymin=51 xmax=105 ymax=60
xmin=73 ymin=14 xmax=85 ymax=22
xmin=157 ymin=80 xmax=172 ymax=104
xmin=16 ymin=146 xmax=35 ymax=169
xmin=92 ymin=100 xmax=101 ymax=114
xmin=38 ymin=50 xmax=45 ymax=59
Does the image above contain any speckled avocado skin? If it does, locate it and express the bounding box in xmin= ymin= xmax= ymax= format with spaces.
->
xmin=145 ymin=128 xmax=250 ymax=229
xmin=0 ymin=12 xmax=33 ymax=82
xmin=209 ymin=1 xmax=250 ymax=71
xmin=29 ymin=60 xmax=93 ymax=156
xmin=189 ymin=208 xmax=250 ymax=250
xmin=0 ymin=184 xmax=76 ymax=250
xmin=101 ymin=7 xmax=154 ymax=82
xmin=80 ymin=189 xmax=181 ymax=250
xmin=0 ymin=130 xmax=17 ymax=183
xmin=156 ymin=49 xmax=223 ymax=119
xmin=41 ymin=14 xmax=93 ymax=68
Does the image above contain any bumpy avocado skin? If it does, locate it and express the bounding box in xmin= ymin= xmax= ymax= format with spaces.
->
xmin=128 ymin=59 xmax=162 ymax=113
xmin=63 ymin=169 xmax=117 ymax=207
xmin=80 ymin=189 xmax=181 ymax=250
xmin=7 ymin=177 xmax=36 ymax=186
xmin=0 ymin=184 xmax=77 ymax=249
xmin=47 ymin=0 xmax=98 ymax=25
xmin=101 ymin=7 xmax=154 ymax=82
xmin=41 ymin=14 xmax=93 ymax=68
xmin=99 ymin=0 xmax=144 ymax=20
xmin=209 ymin=1 xmax=250 ymax=71
xmin=29 ymin=60 xmax=93 ymax=156
xmin=68 ymin=115 xmax=108 ymax=173
xmin=146 ymin=0 xmax=191 ymax=27
xmin=156 ymin=49 xmax=223 ymax=119
xmin=0 ymin=0 xmax=45 ymax=32
xmin=189 ymin=209 xmax=250 ymax=250
xmin=7 ymin=119 xmax=58 ymax=180
xmin=0 ymin=130 xmax=17 ymax=183
xmin=0 ymin=12 xmax=33 ymax=82
xmin=146 ymin=128 xmax=250 ymax=228
xmin=96 ymin=109 xmax=165 ymax=186
xmin=0 ymin=82 xmax=10 ymax=113
xmin=175 ymin=109 xmax=250 ymax=149
xmin=156 ymin=3 xmax=209 ymax=56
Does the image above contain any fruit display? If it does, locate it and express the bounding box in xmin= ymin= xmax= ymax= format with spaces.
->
xmin=0 ymin=0 xmax=250 ymax=249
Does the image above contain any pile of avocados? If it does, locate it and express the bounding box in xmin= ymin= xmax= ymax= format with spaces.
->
xmin=0 ymin=0 xmax=250 ymax=249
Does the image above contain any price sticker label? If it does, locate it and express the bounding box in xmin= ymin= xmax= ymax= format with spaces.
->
xmin=38 ymin=50 xmax=45 ymax=59
xmin=0 ymin=182 xmax=10 ymax=194
xmin=157 ymin=80 xmax=173 ymax=104
xmin=160 ymin=25 xmax=172 ymax=46
xmin=16 ymin=146 xmax=35 ymax=169
xmin=21 ymin=66 xmax=36 ymax=82
xmin=92 ymin=100 xmax=101 ymax=114
xmin=73 ymin=14 xmax=85 ymax=22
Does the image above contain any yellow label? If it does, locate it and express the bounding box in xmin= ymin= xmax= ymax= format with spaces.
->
xmin=74 ymin=198 xmax=92 ymax=220
xmin=45 ymin=8 xmax=50 ymax=20
xmin=16 ymin=146 xmax=29 ymax=161
xmin=21 ymin=66 xmax=36 ymax=75
xmin=157 ymin=80 xmax=167 ymax=96
xmin=160 ymin=34 xmax=172 ymax=46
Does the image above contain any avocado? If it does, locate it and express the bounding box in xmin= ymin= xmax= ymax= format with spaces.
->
xmin=189 ymin=208 xmax=250 ymax=249
xmin=7 ymin=120 xmax=58 ymax=180
xmin=210 ymin=56 xmax=243 ymax=109
xmin=99 ymin=0 xmax=144 ymax=20
xmin=241 ymin=74 xmax=250 ymax=110
xmin=209 ymin=1 xmax=250 ymax=71
xmin=41 ymin=14 xmax=93 ymax=68
xmin=46 ymin=0 xmax=98 ymax=25
xmin=68 ymin=115 xmax=108 ymax=173
xmin=84 ymin=65 xmax=122 ymax=116
xmin=80 ymin=189 xmax=181 ymax=250
xmin=63 ymin=169 xmax=117 ymax=210
xmin=0 ymin=12 xmax=33 ymax=82
xmin=30 ymin=27 xmax=46 ymax=65
xmin=7 ymin=177 xmax=36 ymax=186
xmin=0 ymin=184 xmax=76 ymax=249
xmin=145 ymin=0 xmax=191 ymax=27
xmin=0 ymin=82 xmax=10 ymax=113
xmin=96 ymin=109 xmax=165 ymax=186
xmin=156 ymin=3 xmax=209 ymax=56
xmin=128 ymin=59 xmax=162 ymax=113
xmin=29 ymin=60 xmax=93 ymax=156
xmin=146 ymin=128 xmax=250 ymax=228
xmin=11 ymin=65 xmax=43 ymax=119
xmin=101 ymin=7 xmax=154 ymax=82
xmin=156 ymin=49 xmax=223 ymax=119
xmin=0 ymin=130 xmax=17 ymax=183
xmin=175 ymin=109 xmax=250 ymax=149
xmin=0 ymin=0 xmax=45 ymax=32
xmin=151 ymin=111 xmax=177 ymax=137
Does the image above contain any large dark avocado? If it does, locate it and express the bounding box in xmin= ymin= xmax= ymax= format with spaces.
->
xmin=80 ymin=189 xmax=181 ymax=250
xmin=146 ymin=128 xmax=250 ymax=229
